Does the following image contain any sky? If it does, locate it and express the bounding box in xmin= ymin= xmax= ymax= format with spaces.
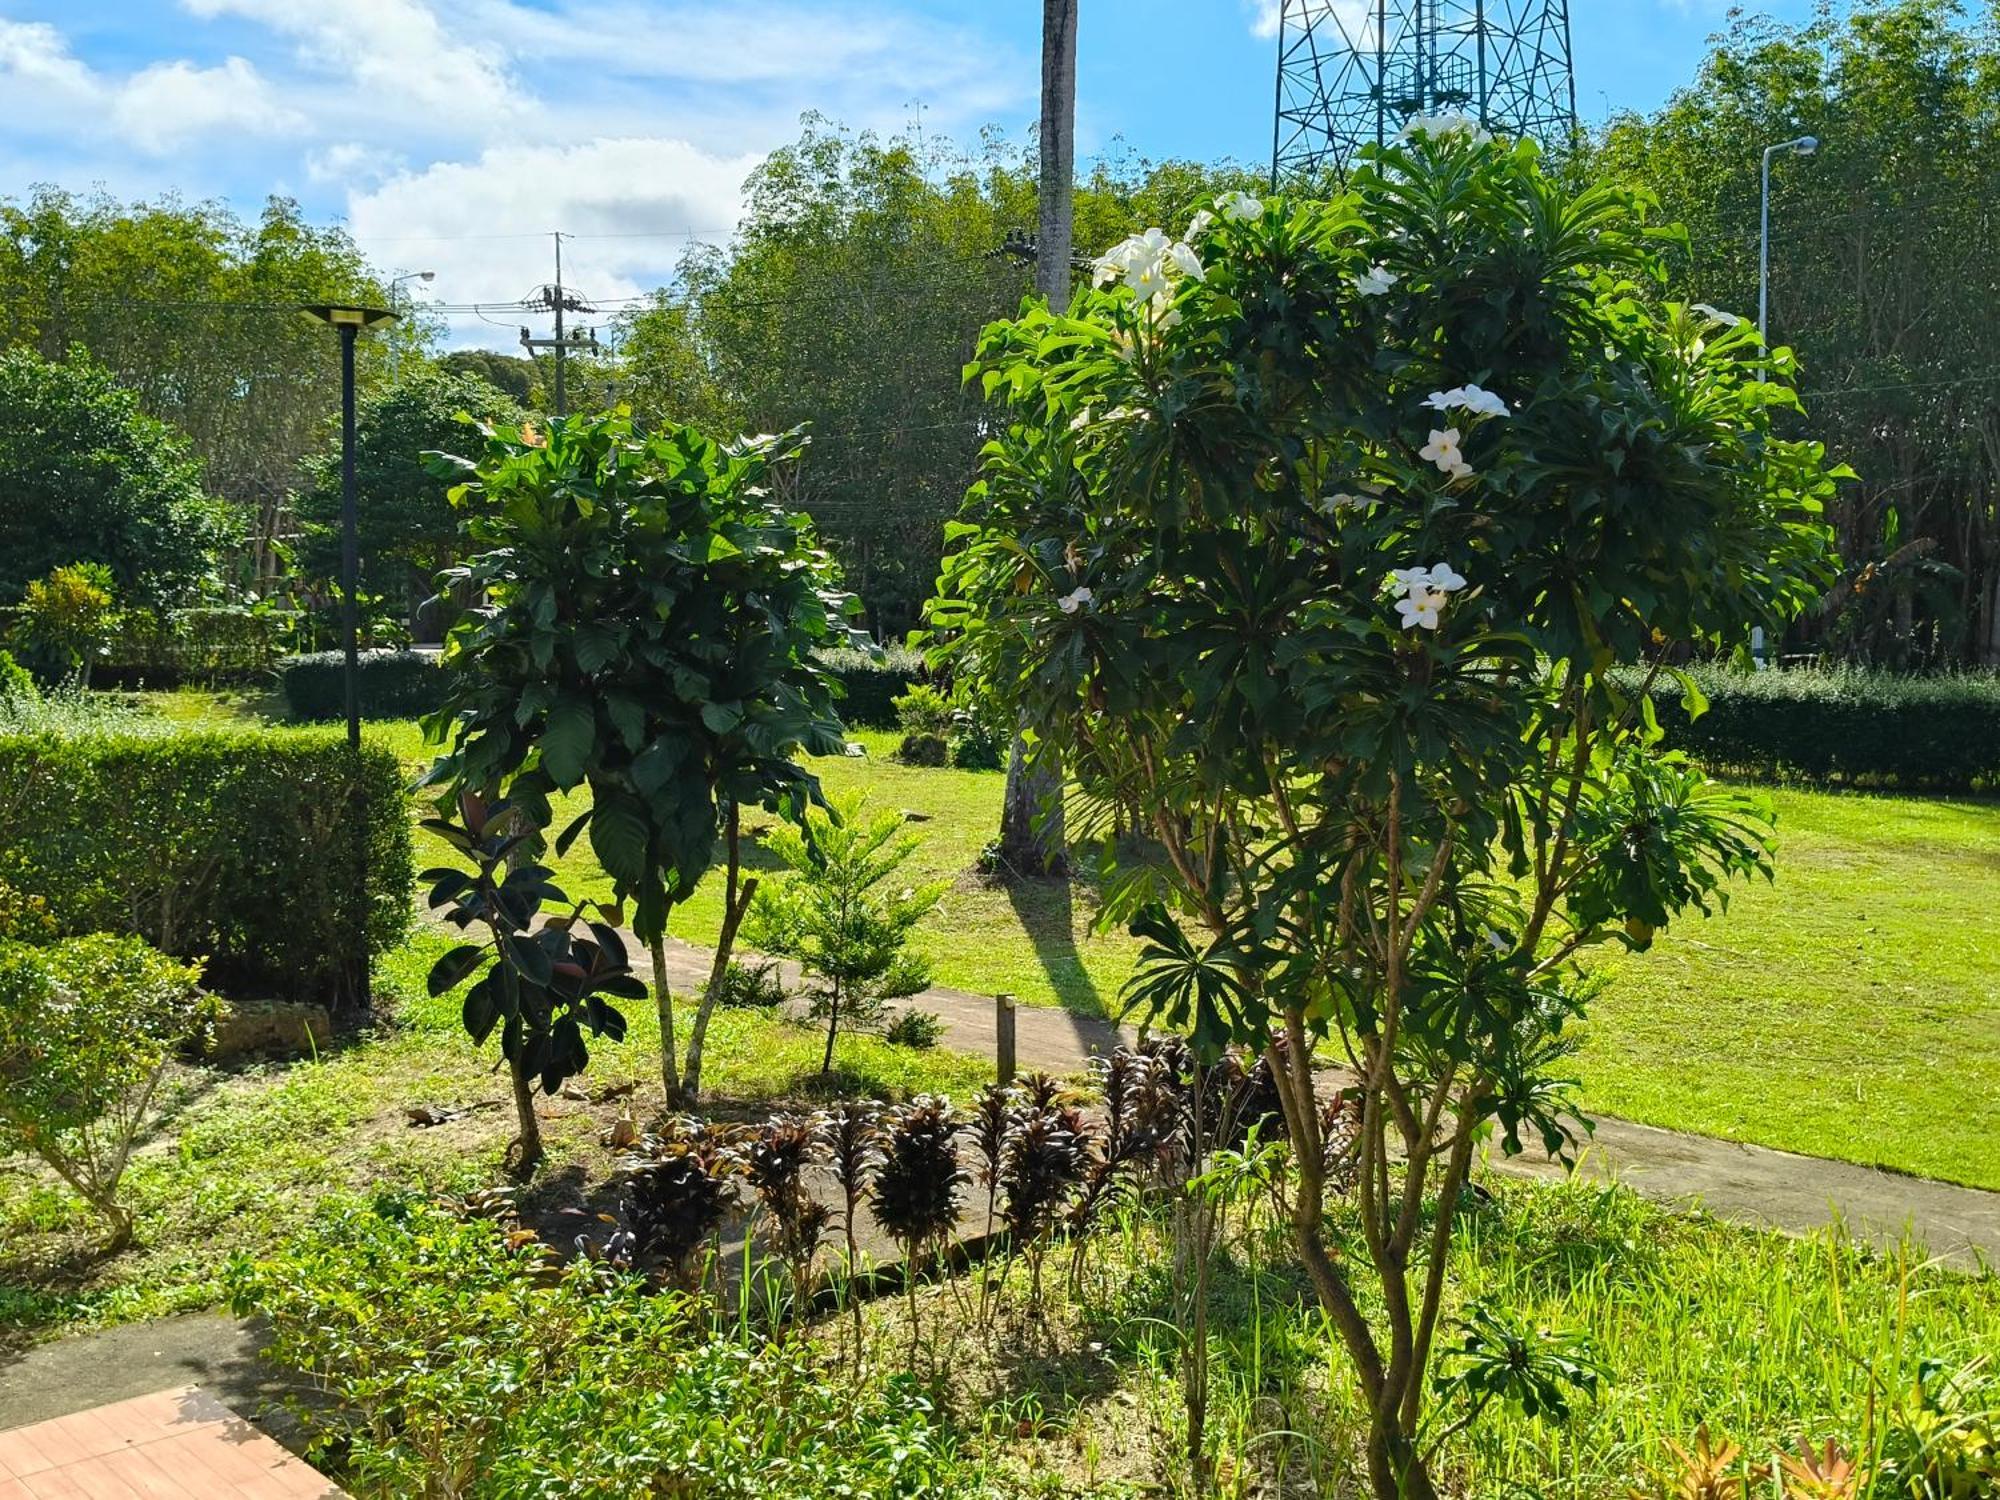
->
xmin=0 ymin=0 xmax=1818 ymax=348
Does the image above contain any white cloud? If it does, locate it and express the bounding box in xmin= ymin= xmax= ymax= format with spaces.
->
xmin=183 ymin=0 xmax=528 ymax=129
xmin=112 ymin=58 xmax=303 ymax=154
xmin=0 ymin=19 xmax=94 ymax=95
xmin=0 ymin=20 xmax=297 ymax=156
xmin=1250 ymin=0 xmax=1378 ymax=46
xmin=344 ymin=137 xmax=758 ymax=341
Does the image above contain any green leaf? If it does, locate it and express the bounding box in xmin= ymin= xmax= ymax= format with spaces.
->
xmin=427 ymin=942 xmax=487 ymax=996
xmin=541 ymin=697 xmax=595 ymax=786
xmin=590 ymin=789 xmax=651 ymax=887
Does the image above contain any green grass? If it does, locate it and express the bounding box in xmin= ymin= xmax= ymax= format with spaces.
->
xmin=130 ymin=692 xmax=2000 ymax=1188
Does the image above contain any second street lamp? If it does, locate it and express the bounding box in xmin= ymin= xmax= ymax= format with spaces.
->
xmin=301 ymin=304 xmax=400 ymax=750
xmin=1759 ymin=134 xmax=1819 ymax=380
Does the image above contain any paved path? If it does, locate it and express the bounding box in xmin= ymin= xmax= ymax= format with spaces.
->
xmin=648 ymin=936 xmax=2000 ymax=1269
xmin=0 ymin=1385 xmax=340 ymax=1498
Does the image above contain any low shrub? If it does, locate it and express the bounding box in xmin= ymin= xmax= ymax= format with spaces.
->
xmin=0 ymin=934 xmax=215 ymax=1247
xmin=814 ymin=644 xmax=925 ymax=727
xmin=8 ymin=563 xmax=116 ymax=685
xmin=229 ymin=1195 xmax=973 ymax=1499
xmin=882 ymin=1007 xmax=944 ymax=1050
xmin=100 ymin=606 xmax=293 ymax=687
xmin=0 ymin=649 xmax=34 ymax=707
xmin=948 ymin=713 xmax=1006 ymax=771
xmin=895 ymin=731 xmax=949 ymax=766
xmin=1630 ymin=664 xmax=2000 ymax=789
xmin=278 ymin=649 xmax=442 ymax=721
xmin=0 ymin=727 xmax=412 ymax=1009
xmin=705 ymin=958 xmax=787 ymax=1010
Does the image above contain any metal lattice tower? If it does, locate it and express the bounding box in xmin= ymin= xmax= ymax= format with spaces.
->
xmin=1273 ymin=0 xmax=1577 ymax=181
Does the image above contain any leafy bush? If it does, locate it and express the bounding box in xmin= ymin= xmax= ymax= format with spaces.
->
xmin=1628 ymin=664 xmax=2000 ymax=789
xmin=882 ymin=1007 xmax=944 ymax=1050
xmin=9 ymin=563 xmax=117 ymax=685
xmin=705 ymin=958 xmax=787 ymax=1010
xmin=229 ymin=1195 xmax=973 ymax=1499
xmin=0 ymin=649 xmax=34 ymax=706
xmin=278 ymin=649 xmax=442 ymax=721
xmin=0 ymin=727 xmax=412 ymax=1009
xmin=947 ymin=703 xmax=1007 ymax=771
xmin=892 ymin=682 xmax=953 ymax=737
xmin=0 ymin=934 xmax=215 ymax=1247
xmin=815 ymin=644 xmax=926 ymax=726
xmin=892 ymin=682 xmax=954 ymax=766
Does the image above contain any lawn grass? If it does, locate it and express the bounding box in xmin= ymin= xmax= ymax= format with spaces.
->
xmin=133 ymin=692 xmax=2000 ymax=1188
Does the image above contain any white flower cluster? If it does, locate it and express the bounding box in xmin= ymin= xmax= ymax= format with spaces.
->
xmin=1093 ymin=226 xmax=1204 ymax=325
xmin=1397 ymin=113 xmax=1493 ymax=146
xmin=1389 ymin=563 xmax=1466 ymax=632
xmin=1421 ymin=383 xmax=1509 ymax=420
xmin=1057 ymin=585 xmax=1094 ymax=615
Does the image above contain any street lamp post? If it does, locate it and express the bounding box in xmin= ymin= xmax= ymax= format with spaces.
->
xmin=1759 ymin=135 xmax=1818 ymax=378
xmin=301 ymin=304 xmax=400 ymax=750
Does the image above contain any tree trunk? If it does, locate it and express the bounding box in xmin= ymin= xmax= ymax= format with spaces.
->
xmin=652 ymin=937 xmax=680 ymax=1101
xmin=509 ymin=1053 xmax=543 ymax=1172
xmin=820 ymin=980 xmax=842 ymax=1075
xmin=680 ymin=875 xmax=758 ymax=1105
xmin=995 ymin=0 xmax=1080 ymax=880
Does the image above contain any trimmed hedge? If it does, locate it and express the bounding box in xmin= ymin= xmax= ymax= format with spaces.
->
xmin=100 ymin=606 xmax=295 ymax=687
xmin=279 ymin=649 xmax=443 ymax=722
xmin=1629 ymin=665 xmax=2000 ymax=790
xmin=816 ymin=644 xmax=926 ymax=727
xmin=0 ymin=728 xmax=412 ymax=1009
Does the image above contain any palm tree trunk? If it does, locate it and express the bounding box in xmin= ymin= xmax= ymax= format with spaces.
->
xmin=997 ymin=0 xmax=1080 ymax=880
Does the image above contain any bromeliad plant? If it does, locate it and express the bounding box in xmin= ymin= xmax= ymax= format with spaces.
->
xmin=932 ymin=124 xmax=1843 ymax=1498
xmin=422 ymin=411 xmax=866 ymax=1107
xmin=424 ymin=791 xmax=644 ymax=1171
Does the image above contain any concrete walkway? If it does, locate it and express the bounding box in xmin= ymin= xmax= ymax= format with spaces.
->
xmin=648 ymin=936 xmax=2000 ymax=1269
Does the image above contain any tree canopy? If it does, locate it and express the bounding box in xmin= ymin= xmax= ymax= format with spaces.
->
xmin=0 ymin=348 xmax=235 ymax=606
xmin=1593 ymin=0 xmax=2000 ymax=665
xmin=295 ymin=365 xmax=523 ymax=618
xmin=0 ymin=188 xmax=402 ymax=580
xmin=615 ymin=118 xmax=1264 ymax=634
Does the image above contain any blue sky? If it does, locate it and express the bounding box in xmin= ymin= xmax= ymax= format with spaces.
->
xmin=2 ymin=1 xmax=1815 ymax=343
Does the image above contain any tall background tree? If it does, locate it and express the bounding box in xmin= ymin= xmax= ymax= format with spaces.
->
xmin=0 ymin=189 xmax=401 ymax=586
xmin=0 ymin=348 xmax=234 ymax=606
xmin=1593 ymin=0 xmax=2000 ymax=665
xmin=612 ymin=116 xmax=1263 ymax=643
xmin=295 ymin=365 xmax=523 ymax=632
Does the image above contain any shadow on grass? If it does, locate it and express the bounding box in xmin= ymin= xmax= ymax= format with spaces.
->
xmin=1003 ymin=875 xmax=1111 ymax=1022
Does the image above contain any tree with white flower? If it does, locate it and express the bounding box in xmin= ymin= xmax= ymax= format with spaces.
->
xmin=937 ymin=126 xmax=1843 ymax=1498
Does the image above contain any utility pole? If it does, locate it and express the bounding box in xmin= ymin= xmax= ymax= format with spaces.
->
xmin=519 ymin=232 xmax=597 ymax=417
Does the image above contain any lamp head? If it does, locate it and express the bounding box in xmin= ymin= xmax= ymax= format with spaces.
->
xmin=301 ymin=304 xmax=399 ymax=330
xmin=1795 ymin=135 xmax=1819 ymax=155
xmin=418 ymin=269 xmax=436 ymax=282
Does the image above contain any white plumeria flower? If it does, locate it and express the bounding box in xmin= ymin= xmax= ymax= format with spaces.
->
xmin=1396 ymin=588 xmax=1446 ymax=630
xmin=1186 ymin=208 xmax=1216 ymax=240
xmin=1423 ymin=384 xmax=1509 ymax=419
xmin=1127 ymin=256 xmax=1173 ymax=300
xmin=1167 ymin=242 xmax=1205 ymax=281
xmin=1388 ymin=566 xmax=1434 ymax=597
xmin=1399 ymin=113 xmax=1492 ymax=145
xmin=1219 ymin=190 xmax=1263 ymax=223
xmin=1425 ymin=562 xmax=1467 ymax=593
xmin=1419 ymin=428 xmax=1468 ymax=475
xmin=1353 ymin=263 xmax=1398 ymax=297
xmin=1485 ymin=927 xmax=1509 ymax=954
xmin=1147 ymin=292 xmax=1184 ymax=328
xmin=1691 ymin=302 xmax=1744 ymax=327
xmin=1057 ymin=586 xmax=1094 ymax=615
xmin=1319 ymin=492 xmax=1366 ymax=516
